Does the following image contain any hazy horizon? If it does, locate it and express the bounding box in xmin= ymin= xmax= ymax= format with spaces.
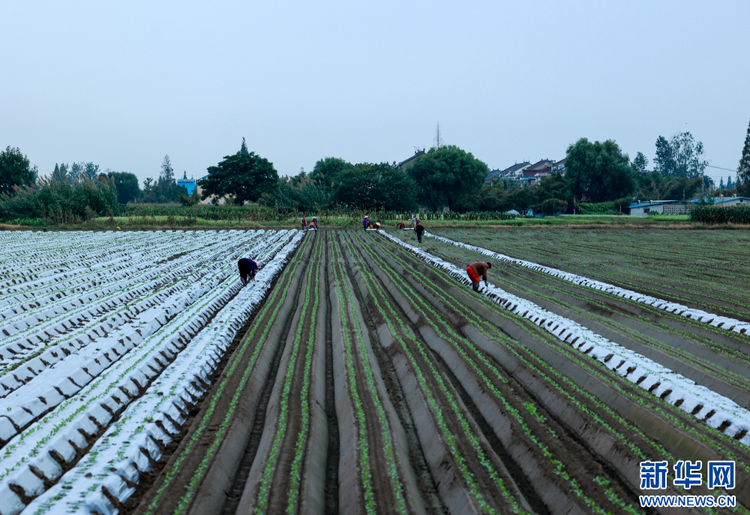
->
xmin=2 ymin=0 xmax=748 ymax=187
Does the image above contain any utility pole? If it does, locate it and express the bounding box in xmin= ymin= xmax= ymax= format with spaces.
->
xmin=435 ymin=122 xmax=443 ymax=150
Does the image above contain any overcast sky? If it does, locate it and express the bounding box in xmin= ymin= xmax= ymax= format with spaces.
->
xmin=2 ymin=0 xmax=749 ymax=185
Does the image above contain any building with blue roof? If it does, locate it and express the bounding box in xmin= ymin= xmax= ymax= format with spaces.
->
xmin=629 ymin=196 xmax=750 ymax=216
xmin=628 ymin=200 xmax=687 ymax=216
xmin=690 ymin=196 xmax=750 ymax=207
xmin=176 ymin=172 xmax=196 ymax=195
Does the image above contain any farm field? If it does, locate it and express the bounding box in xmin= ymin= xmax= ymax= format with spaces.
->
xmin=426 ymin=228 xmax=750 ymax=324
xmin=1 ymin=228 xmax=750 ymax=514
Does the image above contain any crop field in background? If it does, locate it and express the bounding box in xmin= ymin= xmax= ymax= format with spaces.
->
xmin=1 ymin=228 xmax=750 ymax=514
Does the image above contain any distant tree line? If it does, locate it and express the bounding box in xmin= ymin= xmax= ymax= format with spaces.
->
xmin=0 ymin=146 xmax=118 ymax=223
xmin=228 ymin=144 xmax=490 ymax=215
xmin=2 ymin=123 xmax=749 ymax=223
xmin=0 ymin=148 xmax=189 ymax=223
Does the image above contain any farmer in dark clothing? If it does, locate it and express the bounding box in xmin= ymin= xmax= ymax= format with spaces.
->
xmin=467 ymin=261 xmax=491 ymax=292
xmin=363 ymin=215 xmax=370 ymax=231
xmin=238 ymin=257 xmax=258 ymax=285
xmin=415 ymin=223 xmax=425 ymax=243
xmin=301 ymin=215 xmax=307 ymax=231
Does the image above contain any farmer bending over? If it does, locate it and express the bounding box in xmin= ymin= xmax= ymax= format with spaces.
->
xmin=238 ymin=257 xmax=258 ymax=285
xmin=466 ymin=261 xmax=491 ymax=292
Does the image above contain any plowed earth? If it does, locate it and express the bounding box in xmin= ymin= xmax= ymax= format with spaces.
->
xmin=5 ymin=229 xmax=750 ymax=514
xmin=131 ymin=230 xmax=750 ymax=514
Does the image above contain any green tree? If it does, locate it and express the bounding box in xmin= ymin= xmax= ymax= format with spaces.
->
xmin=179 ymin=188 xmax=201 ymax=206
xmin=70 ymin=162 xmax=84 ymax=181
xmin=0 ymin=172 xmax=118 ymax=223
xmin=332 ymin=163 xmax=416 ymax=211
xmin=160 ymin=155 xmax=175 ymax=184
xmin=68 ymin=162 xmax=100 ymax=181
xmin=565 ymin=138 xmax=635 ymax=203
xmin=456 ymin=186 xmax=510 ymax=211
xmin=107 ymin=171 xmax=141 ymax=204
xmin=634 ymin=170 xmax=665 ymax=200
xmin=660 ymin=176 xmax=703 ymax=200
xmin=52 ymin=163 xmax=71 ymax=183
xmin=199 ymin=138 xmax=278 ymax=205
xmin=508 ymin=187 xmax=536 ymax=215
xmin=738 ymin=119 xmax=750 ymax=187
xmin=654 ymin=136 xmax=674 ymax=176
xmin=407 ymin=145 xmax=488 ymax=211
xmin=632 ymin=152 xmax=649 ymax=174
xmin=654 ymin=132 xmax=708 ymax=178
xmin=83 ymin=162 xmax=100 ymax=180
xmin=0 ymin=146 xmax=37 ymax=195
xmin=309 ymin=157 xmax=354 ymax=193
xmin=151 ymin=155 xmax=187 ymax=203
xmin=260 ymin=171 xmax=331 ymax=212
xmin=534 ymin=173 xmax=573 ymax=211
xmin=537 ymin=198 xmax=568 ymax=216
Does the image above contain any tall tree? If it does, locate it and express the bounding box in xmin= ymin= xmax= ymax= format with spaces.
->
xmin=534 ymin=173 xmax=573 ymax=212
xmin=83 ymin=162 xmax=100 ymax=181
xmin=407 ymin=145 xmax=488 ymax=211
xmin=309 ymin=157 xmax=354 ymax=193
xmin=654 ymin=132 xmax=708 ymax=178
xmin=632 ymin=152 xmax=649 ymax=174
xmin=70 ymin=162 xmax=84 ymax=181
xmin=434 ymin=122 xmax=444 ymax=150
xmin=654 ymin=136 xmax=674 ymax=176
xmin=332 ymin=163 xmax=416 ymax=211
xmin=0 ymin=146 xmax=36 ymax=195
xmin=160 ymin=155 xmax=175 ymax=185
xmin=738 ymin=119 xmax=750 ymax=186
xmin=107 ymin=171 xmax=141 ymax=204
xmin=53 ymin=163 xmax=71 ymax=183
xmin=198 ymin=139 xmax=278 ymax=205
xmin=565 ymin=138 xmax=635 ymax=203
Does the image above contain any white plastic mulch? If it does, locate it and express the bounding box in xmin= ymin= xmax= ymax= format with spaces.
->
xmin=424 ymin=231 xmax=750 ymax=335
xmin=0 ymin=230 xmax=304 ymax=515
xmin=380 ymin=230 xmax=750 ymax=447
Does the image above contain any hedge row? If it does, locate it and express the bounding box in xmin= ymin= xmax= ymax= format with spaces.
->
xmin=690 ymin=205 xmax=750 ymax=224
xmin=119 ymin=205 xmax=518 ymax=223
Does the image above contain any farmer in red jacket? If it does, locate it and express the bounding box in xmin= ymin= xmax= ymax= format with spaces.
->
xmin=466 ymin=261 xmax=491 ymax=292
